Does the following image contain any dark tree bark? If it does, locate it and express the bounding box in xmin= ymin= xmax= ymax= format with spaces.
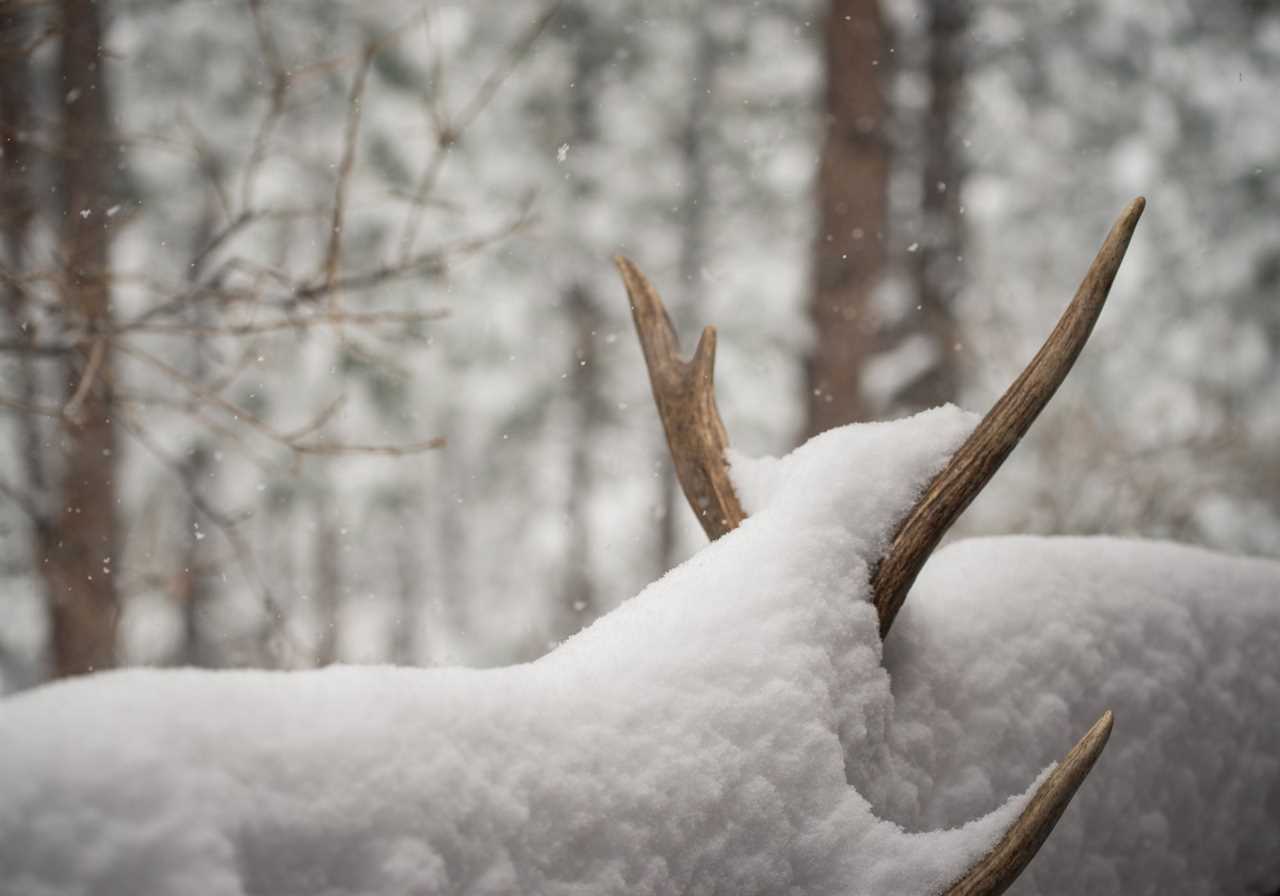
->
xmin=174 ymin=442 xmax=214 ymax=667
xmin=897 ymin=0 xmax=966 ymax=414
xmin=46 ymin=0 xmax=122 ymax=677
xmin=806 ymin=0 xmax=891 ymax=436
xmin=555 ymin=2 xmax=609 ymax=639
xmin=174 ymin=184 xmax=220 ymax=668
xmin=1 ymin=3 xmax=53 ymax=514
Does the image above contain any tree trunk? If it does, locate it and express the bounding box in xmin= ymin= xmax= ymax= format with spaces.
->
xmin=174 ymin=443 xmax=214 ymax=667
xmin=390 ymin=505 xmax=420 ymax=665
xmin=1 ymin=0 xmax=56 ymax=582
xmin=806 ymin=0 xmax=890 ymax=436
xmin=559 ymin=282 xmax=601 ymax=638
xmin=173 ymin=182 xmax=222 ymax=668
xmin=897 ymin=0 xmax=966 ymax=414
xmin=434 ymin=410 xmax=471 ymax=643
xmin=312 ymin=494 xmax=341 ymax=666
xmin=556 ymin=3 xmax=607 ymax=640
xmin=46 ymin=0 xmax=122 ymax=677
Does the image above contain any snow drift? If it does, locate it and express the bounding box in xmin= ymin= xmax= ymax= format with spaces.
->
xmin=1 ymin=406 xmax=1277 ymax=895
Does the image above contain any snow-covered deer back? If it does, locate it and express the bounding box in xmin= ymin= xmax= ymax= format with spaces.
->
xmin=3 ymin=198 xmax=1279 ymax=895
xmin=0 ymin=408 xmax=1030 ymax=896
xmin=1 ymin=407 xmax=1278 ymax=895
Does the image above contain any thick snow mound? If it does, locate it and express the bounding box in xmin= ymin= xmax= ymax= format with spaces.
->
xmin=884 ymin=536 xmax=1280 ymax=894
xmin=1 ymin=405 xmax=1278 ymax=895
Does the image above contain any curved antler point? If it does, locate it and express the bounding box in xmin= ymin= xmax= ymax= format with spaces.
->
xmin=873 ymin=200 xmax=1144 ymax=637
xmin=942 ymin=709 xmax=1114 ymax=895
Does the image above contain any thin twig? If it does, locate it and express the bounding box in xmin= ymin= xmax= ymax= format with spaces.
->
xmin=280 ymin=393 xmax=347 ymax=442
xmin=320 ymin=41 xmax=378 ymax=309
xmin=188 ymin=210 xmax=256 ymax=282
xmin=296 ymin=205 xmax=533 ymax=304
xmin=240 ymin=0 xmax=291 ymax=211
xmin=0 ymin=391 xmax=70 ymax=418
xmin=119 ymin=308 xmax=450 ymax=338
xmin=0 ymin=475 xmax=46 ymax=526
xmin=118 ymin=340 xmax=445 ymax=459
xmin=454 ymin=2 xmax=561 ymax=135
xmin=118 ymin=413 xmax=297 ymax=658
xmin=176 ymin=111 xmax=233 ymax=222
xmin=116 ymin=388 xmax=276 ymax=473
xmin=293 ymin=437 xmax=445 ymax=458
xmin=62 ymin=335 xmax=106 ymax=422
xmin=397 ymin=2 xmax=559 ymax=259
xmin=118 ymin=341 xmax=313 ymax=447
xmin=0 ymin=339 xmax=73 ymax=355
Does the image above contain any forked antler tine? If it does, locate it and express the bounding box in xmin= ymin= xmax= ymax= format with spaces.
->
xmin=615 ymin=256 xmax=746 ymax=540
xmin=872 ymin=197 xmax=1146 ymax=638
xmin=944 ymin=711 xmax=1114 ymax=896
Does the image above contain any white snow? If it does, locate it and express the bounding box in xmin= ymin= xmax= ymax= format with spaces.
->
xmin=885 ymin=536 xmax=1280 ymax=893
xmin=2 ymin=405 xmax=1278 ymax=895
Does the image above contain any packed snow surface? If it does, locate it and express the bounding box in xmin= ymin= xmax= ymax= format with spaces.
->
xmin=2 ymin=406 xmax=1279 ymax=895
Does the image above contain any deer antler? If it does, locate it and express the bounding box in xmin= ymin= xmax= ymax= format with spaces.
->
xmin=944 ymin=711 xmax=1113 ymax=895
xmin=872 ymin=197 xmax=1145 ymax=637
xmin=617 ymin=197 xmax=1145 ymax=632
xmin=617 ymin=198 xmax=1143 ymax=896
xmin=615 ymin=256 xmax=745 ymax=539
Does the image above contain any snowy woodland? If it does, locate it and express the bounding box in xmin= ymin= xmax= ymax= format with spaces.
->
xmin=1 ymin=0 xmax=1279 ymax=893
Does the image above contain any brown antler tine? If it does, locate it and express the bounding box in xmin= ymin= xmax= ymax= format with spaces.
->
xmin=616 ymin=255 xmax=681 ymax=366
xmin=690 ymin=324 xmax=717 ymax=387
xmin=872 ymin=198 xmax=1145 ymax=637
xmin=615 ymin=256 xmax=745 ymax=539
xmin=944 ymin=711 xmax=1114 ymax=895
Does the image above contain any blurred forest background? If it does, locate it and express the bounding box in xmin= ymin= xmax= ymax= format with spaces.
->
xmin=1 ymin=0 xmax=1278 ymax=691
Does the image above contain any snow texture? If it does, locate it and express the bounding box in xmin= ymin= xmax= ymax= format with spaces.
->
xmin=884 ymin=536 xmax=1280 ymax=894
xmin=2 ymin=405 xmax=1279 ymax=895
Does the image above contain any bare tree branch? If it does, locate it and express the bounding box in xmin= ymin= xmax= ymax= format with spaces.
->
xmin=319 ymin=41 xmax=377 ymax=304
xmin=117 ymin=413 xmax=297 ymax=662
xmin=397 ymin=2 xmax=559 ymax=259
xmin=240 ymin=0 xmax=291 ymax=211
xmin=62 ymin=334 xmax=105 ymax=422
xmin=118 ymin=341 xmax=444 ymax=459
xmin=0 ymin=475 xmax=46 ymax=527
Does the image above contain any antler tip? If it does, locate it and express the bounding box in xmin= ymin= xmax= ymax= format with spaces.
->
xmin=942 ymin=710 xmax=1115 ymax=895
xmin=691 ymin=325 xmax=718 ymax=379
xmin=1057 ymin=709 xmax=1114 ymax=794
xmin=615 ymin=256 xmax=665 ymax=325
xmin=1119 ymin=196 xmax=1146 ymax=230
xmin=1083 ymin=709 xmax=1114 ymax=751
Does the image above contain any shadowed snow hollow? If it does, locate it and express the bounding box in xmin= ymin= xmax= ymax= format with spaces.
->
xmin=1 ymin=406 xmax=1277 ymax=895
